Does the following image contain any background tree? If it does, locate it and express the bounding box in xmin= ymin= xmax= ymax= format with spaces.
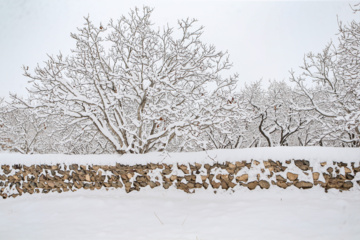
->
xmin=203 ymin=93 xmax=252 ymax=149
xmin=242 ymin=80 xmax=309 ymax=147
xmin=0 ymin=101 xmax=48 ymax=153
xmin=290 ymin=6 xmax=360 ymax=147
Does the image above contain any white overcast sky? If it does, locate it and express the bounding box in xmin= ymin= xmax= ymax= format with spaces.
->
xmin=0 ymin=0 xmax=358 ymax=98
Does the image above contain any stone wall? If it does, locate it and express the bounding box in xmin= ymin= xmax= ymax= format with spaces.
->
xmin=1 ymin=159 xmax=359 ymax=199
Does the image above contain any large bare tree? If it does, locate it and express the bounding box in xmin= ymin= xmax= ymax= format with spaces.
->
xmin=13 ymin=7 xmax=237 ymax=154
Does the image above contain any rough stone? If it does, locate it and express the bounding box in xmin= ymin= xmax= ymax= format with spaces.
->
xmin=295 ymin=181 xmax=313 ymax=189
xmin=276 ymin=181 xmax=287 ymax=189
xmin=312 ymin=172 xmax=320 ymax=181
xmin=327 ymin=178 xmax=344 ymax=189
xmin=327 ymin=167 xmax=333 ymax=174
xmin=276 ymin=175 xmax=286 ymax=182
xmin=294 ymin=160 xmax=310 ymax=171
xmin=247 ymin=181 xmax=258 ymax=190
xmin=259 ymin=180 xmax=270 ymax=189
xmin=253 ymin=160 xmax=260 ymax=166
xmin=342 ymin=181 xmax=353 ymax=190
xmin=236 ymin=174 xmax=248 ymax=182
xmin=287 ymin=172 xmax=298 ymax=181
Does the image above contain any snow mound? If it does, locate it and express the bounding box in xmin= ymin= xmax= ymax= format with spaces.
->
xmin=0 ymin=147 xmax=359 ymax=165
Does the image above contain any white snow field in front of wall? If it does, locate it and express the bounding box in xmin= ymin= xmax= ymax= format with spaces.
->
xmin=0 ymin=146 xmax=360 ymax=165
xmin=0 ymin=187 xmax=359 ymax=240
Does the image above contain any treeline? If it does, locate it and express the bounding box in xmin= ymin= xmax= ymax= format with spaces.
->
xmin=0 ymin=6 xmax=359 ymax=154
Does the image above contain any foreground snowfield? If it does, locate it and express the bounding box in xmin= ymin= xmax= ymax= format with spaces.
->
xmin=1 ymin=147 xmax=360 ymax=239
xmin=0 ymin=186 xmax=359 ymax=240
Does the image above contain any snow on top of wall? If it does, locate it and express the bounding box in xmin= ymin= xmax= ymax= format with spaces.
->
xmin=0 ymin=147 xmax=359 ymax=166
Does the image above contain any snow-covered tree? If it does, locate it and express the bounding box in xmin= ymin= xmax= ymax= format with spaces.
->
xmin=290 ymin=5 xmax=360 ymax=147
xmin=13 ymin=7 xmax=238 ymax=154
xmin=0 ymin=101 xmax=48 ymax=154
xmin=204 ymin=93 xmax=252 ymax=149
xmin=242 ymin=80 xmax=309 ymax=147
xmin=41 ymin=115 xmax=116 ymax=154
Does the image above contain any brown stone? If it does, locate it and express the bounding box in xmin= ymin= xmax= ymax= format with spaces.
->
xmin=162 ymin=169 xmax=172 ymax=175
xmin=163 ymin=182 xmax=171 ymax=189
xmin=200 ymin=175 xmax=207 ymax=181
xmin=74 ymin=181 xmax=83 ymax=189
xmin=346 ymin=173 xmax=354 ymax=180
xmin=204 ymin=164 xmax=211 ymax=170
xmin=353 ymin=165 xmax=360 ymax=173
xmin=314 ymin=180 xmax=326 ymax=187
xmin=253 ymin=160 xmax=260 ymax=166
xmin=236 ymin=174 xmax=248 ymax=182
xmin=235 ymin=161 xmax=246 ymax=168
xmin=210 ymin=180 xmax=221 ymax=189
xmin=247 ymin=181 xmax=258 ymax=190
xmin=227 ymin=181 xmax=236 ymax=188
xmin=287 ymin=172 xmax=298 ymax=181
xmin=276 ymin=181 xmax=287 ymax=189
xmin=220 ymin=181 xmax=228 ymax=190
xmin=342 ymin=181 xmax=353 ymax=190
xmin=187 ymin=183 xmax=195 ymax=188
xmin=344 ymin=167 xmax=351 ymax=174
xmin=16 ymin=186 xmax=23 ymax=195
xmin=85 ymin=174 xmax=90 ymax=181
xmin=295 ymin=181 xmax=313 ymax=189
xmin=195 ymin=163 xmax=202 ymax=169
xmin=259 ymin=180 xmax=270 ymax=189
xmin=327 ymin=178 xmax=344 ymax=189
xmin=226 ymin=168 xmax=235 ymax=174
xmin=228 ymin=163 xmax=236 ymax=169
xmin=263 ymin=161 xmax=270 ymax=168
xmin=178 ymin=165 xmax=189 ymax=174
xmin=312 ymin=172 xmax=320 ymax=181
xmin=294 ymin=160 xmax=310 ymax=171
xmin=125 ymin=182 xmax=132 ymax=191
xmin=320 ymin=162 xmax=327 ymax=167
xmin=276 ymin=175 xmax=286 ymax=182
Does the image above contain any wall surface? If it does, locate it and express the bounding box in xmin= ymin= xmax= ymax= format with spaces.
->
xmin=1 ymin=159 xmax=359 ymax=199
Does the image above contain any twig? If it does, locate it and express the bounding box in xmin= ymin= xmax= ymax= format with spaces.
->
xmin=182 ymin=215 xmax=188 ymax=226
xmin=154 ymin=212 xmax=164 ymax=225
xmin=205 ymin=150 xmax=217 ymax=162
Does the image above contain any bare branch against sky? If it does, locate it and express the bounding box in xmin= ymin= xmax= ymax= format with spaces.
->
xmin=0 ymin=0 xmax=357 ymax=98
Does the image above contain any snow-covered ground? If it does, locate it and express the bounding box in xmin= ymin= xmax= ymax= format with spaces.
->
xmin=0 ymin=187 xmax=359 ymax=240
xmin=1 ymin=147 xmax=360 ymax=239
